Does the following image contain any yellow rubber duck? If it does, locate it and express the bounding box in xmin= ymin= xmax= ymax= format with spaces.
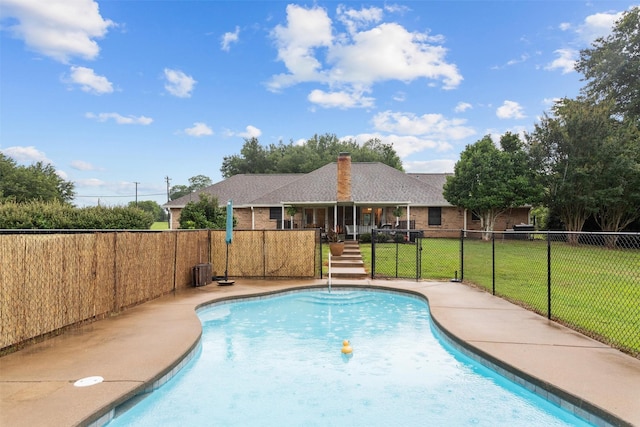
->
xmin=341 ymin=339 xmax=352 ymax=354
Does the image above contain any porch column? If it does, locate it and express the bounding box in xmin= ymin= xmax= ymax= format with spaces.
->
xmin=406 ymin=204 xmax=411 ymax=240
xmin=352 ymin=204 xmax=357 ymax=241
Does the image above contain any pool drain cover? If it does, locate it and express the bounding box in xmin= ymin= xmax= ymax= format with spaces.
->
xmin=74 ymin=376 xmax=104 ymax=387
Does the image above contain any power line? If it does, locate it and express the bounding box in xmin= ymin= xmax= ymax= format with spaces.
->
xmin=74 ymin=193 xmax=167 ymax=198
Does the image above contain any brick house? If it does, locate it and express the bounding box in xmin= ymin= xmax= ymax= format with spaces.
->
xmin=163 ymin=153 xmax=530 ymax=238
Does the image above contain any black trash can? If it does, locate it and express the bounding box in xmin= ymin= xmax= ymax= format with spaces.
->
xmin=409 ymin=230 xmax=424 ymax=242
xmin=512 ymin=224 xmax=534 ymax=240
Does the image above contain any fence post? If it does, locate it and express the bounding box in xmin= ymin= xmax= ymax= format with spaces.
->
xmin=371 ymin=229 xmax=376 ymax=279
xmin=547 ymin=231 xmax=552 ymax=319
xmin=415 ymin=237 xmax=420 ymax=281
xmin=460 ymin=229 xmax=465 ymax=281
xmin=395 ymin=239 xmax=399 ymax=278
xmin=492 ymin=232 xmax=496 ymax=295
xmin=319 ymin=229 xmax=323 ymax=279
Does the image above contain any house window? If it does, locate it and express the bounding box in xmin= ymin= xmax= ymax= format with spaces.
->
xmin=428 ymin=207 xmax=442 ymax=226
xmin=269 ymin=207 xmax=282 ymax=220
xmin=471 ymin=211 xmax=480 ymax=221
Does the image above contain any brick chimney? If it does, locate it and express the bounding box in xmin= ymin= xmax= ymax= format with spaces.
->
xmin=337 ymin=152 xmax=352 ymax=202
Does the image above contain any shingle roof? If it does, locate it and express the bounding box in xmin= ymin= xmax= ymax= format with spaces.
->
xmin=163 ymin=174 xmax=303 ymax=208
xmin=163 ymin=163 xmax=452 ymax=208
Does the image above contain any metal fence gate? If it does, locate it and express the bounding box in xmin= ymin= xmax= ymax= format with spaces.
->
xmin=371 ymin=229 xmax=424 ymax=280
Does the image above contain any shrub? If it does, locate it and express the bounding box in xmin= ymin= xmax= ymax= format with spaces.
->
xmin=179 ymin=194 xmax=231 ymax=229
xmin=0 ymin=201 xmax=153 ymax=229
xmin=376 ymin=232 xmax=389 ymax=243
xmin=359 ymin=233 xmax=372 ymax=243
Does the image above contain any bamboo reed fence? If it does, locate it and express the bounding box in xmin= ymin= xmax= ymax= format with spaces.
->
xmin=0 ymin=229 xmax=317 ymax=352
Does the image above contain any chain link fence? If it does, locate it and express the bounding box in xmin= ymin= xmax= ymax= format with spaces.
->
xmin=366 ymin=229 xmax=639 ymax=357
xmin=462 ymin=231 xmax=640 ymax=358
xmin=369 ymin=229 xmax=461 ymax=280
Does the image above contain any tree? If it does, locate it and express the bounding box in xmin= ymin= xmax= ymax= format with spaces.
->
xmin=127 ymin=200 xmax=167 ymax=222
xmin=169 ymin=175 xmax=213 ymax=201
xmin=575 ymin=7 xmax=640 ymax=121
xmin=526 ymin=98 xmax=640 ymax=242
xmin=220 ymin=137 xmax=271 ymax=177
xmin=443 ymin=134 xmax=542 ymax=240
xmin=590 ymin=119 xmax=640 ymax=237
xmin=188 ymin=174 xmax=212 ymax=191
xmin=169 ymin=185 xmax=191 ymax=201
xmin=0 ymin=153 xmax=75 ymax=203
xmin=179 ymin=194 xmax=229 ymax=229
xmin=220 ymin=133 xmax=403 ymax=178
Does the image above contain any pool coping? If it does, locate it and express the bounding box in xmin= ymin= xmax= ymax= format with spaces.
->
xmin=1 ymin=279 xmax=639 ymax=426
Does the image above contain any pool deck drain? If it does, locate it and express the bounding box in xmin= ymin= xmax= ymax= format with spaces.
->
xmin=1 ymin=279 xmax=639 ymax=427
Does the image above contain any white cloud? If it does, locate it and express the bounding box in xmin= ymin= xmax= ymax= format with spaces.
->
xmin=238 ymin=125 xmax=262 ymax=138
xmin=559 ymin=22 xmax=572 ymax=31
xmin=546 ymin=9 xmax=626 ymax=75
xmin=164 ymin=68 xmax=196 ymax=98
xmin=75 ymin=178 xmax=105 ymax=187
xmin=372 ymin=110 xmax=475 ymax=140
xmin=85 ymin=112 xmax=153 ymax=125
xmin=545 ymin=48 xmax=578 ymax=74
xmin=506 ymin=54 xmax=530 ymax=66
xmin=404 ymin=159 xmax=456 ymax=173
xmin=543 ymin=97 xmax=560 ymax=107
xmin=328 ymin=23 xmax=461 ymax=88
xmin=454 ymin=102 xmax=472 ymax=113
xmin=268 ymin=4 xmax=462 ymax=107
xmin=1 ymin=145 xmax=51 ymax=163
xmin=492 ymin=53 xmax=531 ymax=70
xmin=576 ymin=11 xmax=624 ymax=43
xmin=184 ymin=122 xmax=213 ymax=137
xmin=269 ymin=4 xmax=333 ymax=89
xmin=392 ymin=91 xmax=406 ymax=102
xmin=70 ymin=160 xmax=100 ymax=171
xmin=308 ymin=89 xmax=374 ymax=109
xmin=68 ymin=66 xmax=113 ymax=94
xmin=0 ymin=0 xmax=114 ymax=63
xmin=496 ymin=100 xmax=526 ymax=119
xmin=221 ymin=26 xmax=240 ymax=51
xmin=336 ymin=4 xmax=383 ymax=34
xmin=346 ymin=132 xmax=452 ymax=158
xmin=339 ymin=110 xmax=476 ymax=158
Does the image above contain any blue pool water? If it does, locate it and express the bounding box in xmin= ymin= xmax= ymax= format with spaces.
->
xmin=108 ymin=290 xmax=594 ymax=426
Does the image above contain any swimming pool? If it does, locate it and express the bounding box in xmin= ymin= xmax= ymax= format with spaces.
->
xmin=108 ymin=289 xmax=593 ymax=426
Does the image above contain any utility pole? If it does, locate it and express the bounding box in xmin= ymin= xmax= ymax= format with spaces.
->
xmin=134 ymin=182 xmax=140 ymax=207
xmin=165 ymin=176 xmax=171 ymax=227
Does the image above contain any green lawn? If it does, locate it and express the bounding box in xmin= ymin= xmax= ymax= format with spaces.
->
xmin=150 ymin=221 xmax=169 ymax=230
xmin=324 ymin=238 xmax=639 ymax=357
xmin=462 ymin=238 xmax=639 ymax=355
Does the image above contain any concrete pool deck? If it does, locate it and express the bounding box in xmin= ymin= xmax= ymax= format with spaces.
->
xmin=1 ymin=279 xmax=639 ymax=427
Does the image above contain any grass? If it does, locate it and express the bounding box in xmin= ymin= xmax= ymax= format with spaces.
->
xmin=462 ymin=239 xmax=639 ymax=355
xmin=323 ymin=238 xmax=639 ymax=357
xmin=151 ymin=221 xmax=169 ymax=230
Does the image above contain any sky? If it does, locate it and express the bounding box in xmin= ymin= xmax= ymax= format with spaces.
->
xmin=1 ymin=0 xmax=637 ymax=208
